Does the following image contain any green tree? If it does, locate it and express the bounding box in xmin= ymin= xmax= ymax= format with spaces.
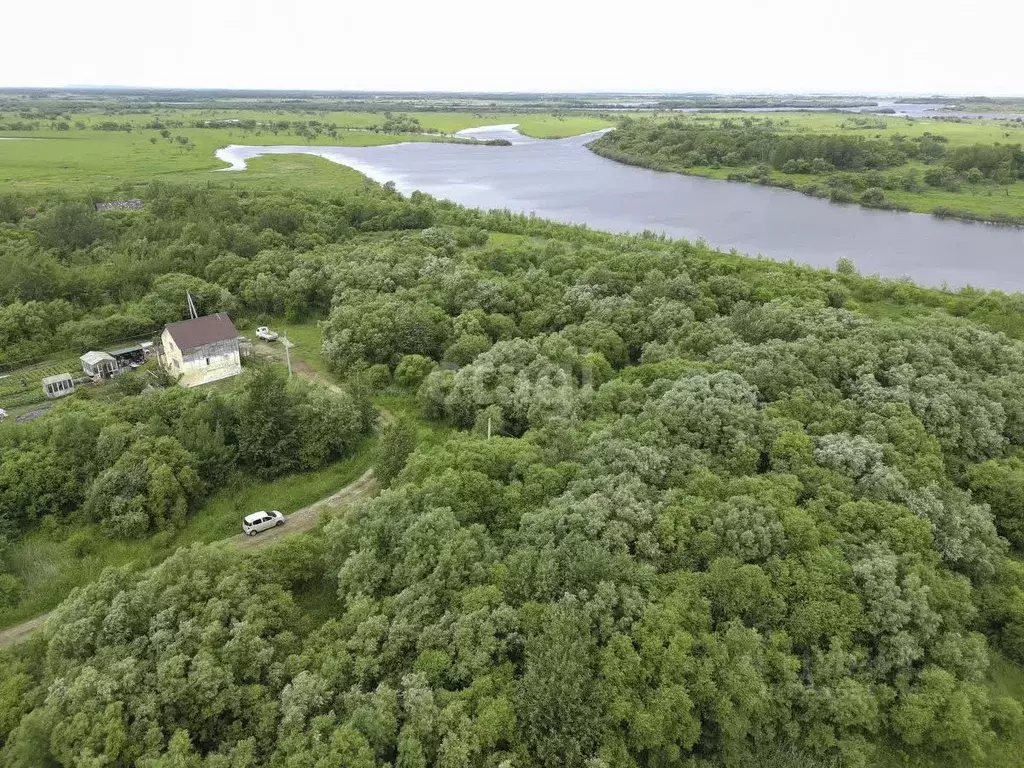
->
xmin=516 ymin=603 xmax=602 ymax=768
xmin=235 ymin=367 xmax=300 ymax=478
xmin=33 ymin=202 xmax=108 ymax=253
xmin=376 ymin=419 xmax=417 ymax=488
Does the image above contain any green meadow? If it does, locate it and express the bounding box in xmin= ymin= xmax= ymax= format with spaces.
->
xmin=0 ymin=109 xmax=612 ymax=193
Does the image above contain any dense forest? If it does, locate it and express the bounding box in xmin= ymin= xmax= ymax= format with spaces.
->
xmin=589 ymin=117 xmax=1024 ymax=224
xmin=3 ymin=182 xmax=1024 ymax=765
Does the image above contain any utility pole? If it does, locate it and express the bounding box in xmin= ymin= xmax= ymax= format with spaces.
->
xmin=186 ymin=291 xmax=198 ymax=319
xmin=282 ymin=334 xmax=293 ymax=377
xmin=487 ymin=416 xmax=492 ymax=439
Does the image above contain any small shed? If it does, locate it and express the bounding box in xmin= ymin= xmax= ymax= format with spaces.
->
xmin=108 ymin=344 xmax=146 ymax=368
xmin=81 ymin=351 xmax=117 ymax=379
xmin=42 ymin=373 xmax=75 ymax=399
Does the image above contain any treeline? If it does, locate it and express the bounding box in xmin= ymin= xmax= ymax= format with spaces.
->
xmin=590 ymin=118 xmax=1024 ymax=222
xmin=1 ymin=184 xmax=1023 ymax=764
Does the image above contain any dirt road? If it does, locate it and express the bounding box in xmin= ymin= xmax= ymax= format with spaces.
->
xmin=0 ymin=612 xmax=52 ymax=649
xmin=229 ymin=468 xmax=377 ymax=549
xmin=0 ymin=468 xmax=378 ymax=648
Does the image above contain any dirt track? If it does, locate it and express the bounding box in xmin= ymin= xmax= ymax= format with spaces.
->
xmin=0 ymin=612 xmax=52 ymax=649
xmin=229 ymin=468 xmax=378 ymax=549
xmin=0 ymin=468 xmax=379 ymax=648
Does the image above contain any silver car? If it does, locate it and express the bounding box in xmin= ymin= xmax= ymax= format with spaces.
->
xmin=242 ymin=510 xmax=284 ymax=536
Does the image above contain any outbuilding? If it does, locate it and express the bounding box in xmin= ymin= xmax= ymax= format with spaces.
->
xmin=160 ymin=313 xmax=242 ymax=387
xmin=41 ymin=373 xmax=75 ymax=399
xmin=108 ymin=344 xmax=147 ymax=368
xmin=80 ymin=351 xmax=117 ymax=379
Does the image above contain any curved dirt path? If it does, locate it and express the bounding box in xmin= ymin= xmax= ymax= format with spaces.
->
xmin=230 ymin=468 xmax=377 ymax=549
xmin=0 ymin=612 xmax=52 ymax=649
xmin=0 ymin=468 xmax=379 ymax=648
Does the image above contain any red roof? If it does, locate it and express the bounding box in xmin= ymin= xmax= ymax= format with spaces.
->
xmin=164 ymin=313 xmax=238 ymax=351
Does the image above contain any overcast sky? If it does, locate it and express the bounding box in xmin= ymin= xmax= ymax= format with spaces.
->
xmin=5 ymin=0 xmax=1021 ymax=95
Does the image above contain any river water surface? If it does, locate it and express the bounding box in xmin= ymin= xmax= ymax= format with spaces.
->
xmin=217 ymin=126 xmax=1024 ymax=291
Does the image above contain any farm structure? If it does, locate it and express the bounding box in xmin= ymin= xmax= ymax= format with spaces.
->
xmin=80 ymin=351 xmax=117 ymax=379
xmin=159 ymin=313 xmax=242 ymax=387
xmin=108 ymin=343 xmax=150 ymax=368
xmin=41 ymin=373 xmax=75 ymax=399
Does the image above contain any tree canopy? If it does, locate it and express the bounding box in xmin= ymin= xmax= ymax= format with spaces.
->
xmin=2 ymin=181 xmax=1024 ymax=766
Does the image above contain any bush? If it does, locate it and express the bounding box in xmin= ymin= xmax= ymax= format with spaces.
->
xmin=375 ymin=419 xmax=417 ymax=488
xmin=860 ymin=187 xmax=886 ymax=206
xmin=362 ymin=363 xmax=392 ymax=392
xmin=113 ymin=372 xmax=148 ymax=396
xmin=394 ymin=354 xmax=437 ymax=389
xmin=810 ymin=157 xmax=833 ymax=174
xmin=829 ymin=188 xmax=854 ymax=204
xmin=420 ymin=226 xmax=457 ymax=253
xmin=102 ymin=506 xmax=150 ymax=539
xmin=0 ymin=574 xmax=23 ymax=608
xmin=67 ymin=530 xmax=99 ymax=559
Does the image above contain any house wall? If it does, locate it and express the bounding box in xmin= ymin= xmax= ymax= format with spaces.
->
xmin=161 ymin=330 xmax=241 ymax=387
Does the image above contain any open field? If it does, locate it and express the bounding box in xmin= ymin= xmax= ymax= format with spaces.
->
xmin=0 ymin=108 xmax=612 ymax=193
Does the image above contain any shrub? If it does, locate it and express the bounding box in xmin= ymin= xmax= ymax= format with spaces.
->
xmin=67 ymin=530 xmax=99 ymax=559
xmin=782 ymin=159 xmax=811 ymax=174
xmin=810 ymin=157 xmax=833 ymax=174
xmin=860 ymin=187 xmax=886 ymax=206
xmin=0 ymin=574 xmax=23 ymax=608
xmin=362 ymin=363 xmax=392 ymax=392
xmin=829 ymin=188 xmax=854 ymax=204
xmin=394 ymin=354 xmax=436 ymax=389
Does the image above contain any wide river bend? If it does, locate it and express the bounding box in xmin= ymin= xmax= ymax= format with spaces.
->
xmin=216 ymin=126 xmax=1024 ymax=291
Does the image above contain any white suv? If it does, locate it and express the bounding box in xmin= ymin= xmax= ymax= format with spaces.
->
xmin=243 ymin=510 xmax=284 ymax=535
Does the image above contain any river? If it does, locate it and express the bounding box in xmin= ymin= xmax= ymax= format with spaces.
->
xmin=216 ymin=126 xmax=1024 ymax=292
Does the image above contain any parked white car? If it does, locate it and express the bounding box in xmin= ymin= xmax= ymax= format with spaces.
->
xmin=256 ymin=326 xmax=279 ymax=341
xmin=242 ymin=510 xmax=284 ymax=535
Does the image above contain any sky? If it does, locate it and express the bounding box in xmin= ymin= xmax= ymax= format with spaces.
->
xmin=5 ymin=0 xmax=1022 ymax=95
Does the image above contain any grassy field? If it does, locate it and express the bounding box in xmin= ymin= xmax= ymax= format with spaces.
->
xmin=600 ymin=111 xmax=1024 ymax=222
xmin=0 ymin=109 xmax=612 ymax=194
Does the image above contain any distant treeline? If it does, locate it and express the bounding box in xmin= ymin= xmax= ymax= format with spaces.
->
xmin=590 ymin=117 xmax=1024 ymax=223
xmin=0 ymin=89 xmax=876 ymax=118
